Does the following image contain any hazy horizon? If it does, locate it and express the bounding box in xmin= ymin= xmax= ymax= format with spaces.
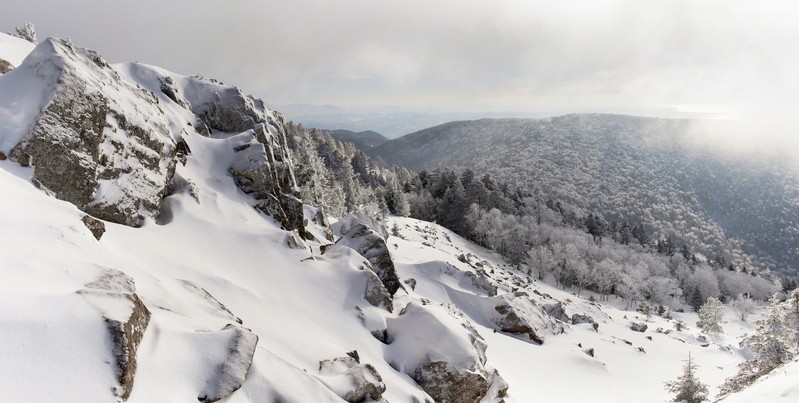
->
xmin=3 ymin=0 xmax=798 ymax=146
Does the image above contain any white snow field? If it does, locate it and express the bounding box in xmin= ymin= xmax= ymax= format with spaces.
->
xmin=0 ymin=32 xmax=794 ymax=402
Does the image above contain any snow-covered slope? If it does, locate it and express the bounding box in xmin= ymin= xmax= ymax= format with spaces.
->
xmin=0 ymin=36 xmax=772 ymax=403
xmin=719 ymin=358 xmax=799 ymax=402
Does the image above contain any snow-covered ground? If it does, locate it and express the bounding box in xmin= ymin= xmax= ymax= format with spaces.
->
xmin=0 ymin=32 xmax=793 ymax=402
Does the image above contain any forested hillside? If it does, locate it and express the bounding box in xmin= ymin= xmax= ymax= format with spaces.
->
xmin=369 ymin=115 xmax=799 ymax=275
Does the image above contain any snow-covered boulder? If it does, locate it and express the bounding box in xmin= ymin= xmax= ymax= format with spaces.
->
xmin=317 ymin=355 xmax=386 ymax=402
xmin=198 ymin=324 xmax=259 ymax=402
xmin=77 ymin=269 xmax=150 ymax=400
xmin=0 ymin=38 xmax=178 ymax=226
xmin=386 ymin=302 xmax=501 ymax=403
xmin=334 ymin=211 xmax=390 ymax=239
xmin=326 ymin=223 xmax=400 ymax=296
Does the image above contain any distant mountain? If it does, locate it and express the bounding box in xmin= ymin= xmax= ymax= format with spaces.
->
xmin=325 ymin=129 xmax=388 ymax=149
xmin=370 ymin=114 xmax=799 ymax=274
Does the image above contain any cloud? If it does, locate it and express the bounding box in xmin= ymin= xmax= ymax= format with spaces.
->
xmin=2 ymin=0 xmax=798 ymax=140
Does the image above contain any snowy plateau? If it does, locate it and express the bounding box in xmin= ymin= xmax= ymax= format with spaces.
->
xmin=0 ymin=32 xmax=797 ymax=403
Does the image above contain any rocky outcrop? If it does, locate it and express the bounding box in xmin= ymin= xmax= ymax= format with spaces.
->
xmin=543 ymin=302 xmax=570 ymax=323
xmin=317 ymin=355 xmax=386 ymax=403
xmin=630 ymin=322 xmax=648 ymax=333
xmin=81 ymin=215 xmax=106 ymax=240
xmin=414 ymin=360 xmax=489 ymax=403
xmin=0 ymin=58 xmax=12 ymax=74
xmin=5 ymin=39 xmax=177 ymax=226
xmin=77 ymin=268 xmax=150 ymax=400
xmin=198 ymin=324 xmax=259 ymax=402
xmin=327 ymin=223 xmax=400 ymax=296
xmin=228 ymin=126 xmax=310 ymax=239
xmin=464 ymin=268 xmax=498 ymax=297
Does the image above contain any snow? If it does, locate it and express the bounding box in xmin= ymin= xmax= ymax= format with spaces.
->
xmin=0 ymin=32 xmax=34 ymax=68
xmin=720 ymin=358 xmax=799 ymax=402
xmin=0 ymin=36 xmax=782 ymax=402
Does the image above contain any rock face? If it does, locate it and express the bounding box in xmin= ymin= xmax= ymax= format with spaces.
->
xmin=77 ymin=269 xmax=150 ymax=400
xmin=318 ymin=356 xmax=386 ymax=403
xmin=6 ymin=39 xmax=177 ymax=226
xmin=199 ymin=324 xmax=259 ymax=402
xmin=227 ymin=125 xmax=309 ymax=238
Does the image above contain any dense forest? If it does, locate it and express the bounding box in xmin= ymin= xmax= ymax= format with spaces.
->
xmin=367 ymin=115 xmax=799 ymax=276
xmin=286 ymin=122 xmax=790 ymax=314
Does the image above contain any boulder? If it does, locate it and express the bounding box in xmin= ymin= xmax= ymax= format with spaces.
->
xmin=493 ymin=303 xmax=544 ymax=345
xmin=543 ymin=302 xmax=570 ymax=323
xmin=413 ymin=360 xmax=489 ymax=403
xmin=4 ymin=39 xmax=177 ymax=226
xmin=386 ymin=303 xmax=498 ymax=403
xmin=326 ymin=223 xmax=400 ymax=296
xmin=630 ymin=322 xmax=648 ymax=333
xmin=464 ymin=269 xmax=498 ymax=297
xmin=318 ymin=356 xmax=386 ymax=403
xmin=81 ymin=215 xmax=106 ymax=240
xmin=77 ymin=269 xmax=150 ymax=400
xmin=198 ymin=324 xmax=259 ymax=402
xmin=572 ymin=313 xmax=599 ymax=331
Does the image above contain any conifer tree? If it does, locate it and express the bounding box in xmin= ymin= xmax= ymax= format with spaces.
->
xmin=696 ymin=297 xmax=724 ymax=333
xmin=664 ymin=352 xmax=708 ymax=403
xmin=718 ymin=295 xmax=795 ymax=397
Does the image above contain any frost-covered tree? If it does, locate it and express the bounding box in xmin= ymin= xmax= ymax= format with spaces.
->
xmin=718 ymin=296 xmax=795 ymax=396
xmin=731 ymin=294 xmax=756 ymax=322
xmin=10 ymin=22 xmax=37 ymax=44
xmin=696 ymin=297 xmax=724 ymax=334
xmin=664 ymin=352 xmax=709 ymax=403
xmin=525 ymin=244 xmax=557 ymax=281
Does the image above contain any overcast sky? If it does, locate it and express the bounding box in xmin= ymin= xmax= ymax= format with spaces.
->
xmin=3 ymin=1 xmax=799 ymax=128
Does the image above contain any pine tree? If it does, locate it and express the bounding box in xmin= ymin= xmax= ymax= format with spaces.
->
xmin=664 ymin=352 xmax=709 ymax=403
xmin=696 ymin=297 xmax=724 ymax=333
xmin=718 ymin=296 xmax=795 ymax=397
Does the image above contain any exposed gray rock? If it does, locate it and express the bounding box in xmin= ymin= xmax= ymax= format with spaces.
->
xmin=81 ymin=215 xmax=106 ymax=240
xmin=77 ymin=269 xmax=149 ymax=400
xmin=543 ymin=302 xmax=570 ymax=323
xmin=318 ymin=356 xmax=386 ymax=403
xmin=494 ymin=303 xmax=544 ymax=345
xmin=464 ymin=268 xmax=498 ymax=297
xmin=413 ymin=360 xmax=489 ymax=403
xmin=630 ymin=322 xmax=648 ymax=333
xmin=6 ymin=39 xmax=177 ymax=226
xmin=326 ymin=223 xmax=400 ymax=296
xmin=583 ymin=347 xmax=595 ymax=357
xmin=198 ymin=324 xmax=259 ymax=402
xmin=404 ymin=278 xmax=417 ymax=291
xmin=310 ymin=206 xmax=334 ymax=242
xmin=572 ymin=313 xmax=599 ymax=331
xmin=364 ymin=270 xmax=393 ymax=312
xmin=0 ymin=58 xmax=12 ymax=74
